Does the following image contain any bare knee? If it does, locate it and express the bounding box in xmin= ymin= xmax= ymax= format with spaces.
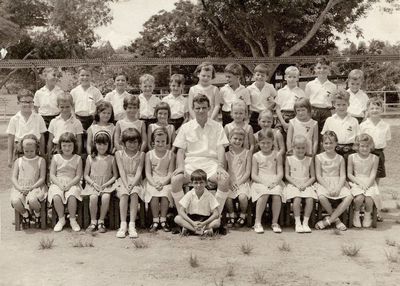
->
xmin=174 ymin=215 xmax=183 ymax=224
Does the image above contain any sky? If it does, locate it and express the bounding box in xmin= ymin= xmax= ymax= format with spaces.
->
xmin=95 ymin=0 xmax=400 ymax=50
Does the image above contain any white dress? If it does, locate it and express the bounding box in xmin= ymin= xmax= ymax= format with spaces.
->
xmin=82 ymin=155 xmax=116 ymax=196
xmin=284 ymin=156 xmax=317 ymax=201
xmin=48 ymin=154 xmax=83 ymax=205
xmin=251 ymin=151 xmax=284 ymax=202
xmin=226 ymin=149 xmax=251 ymax=199
xmin=348 ymin=153 xmax=381 ymax=210
xmin=288 ymin=118 xmax=317 ymax=155
xmin=10 ymin=156 xmax=47 ymax=210
xmin=144 ymin=150 xmax=173 ymax=203
xmin=115 ymin=150 xmax=144 ymax=199
xmin=315 ymin=153 xmax=351 ymax=199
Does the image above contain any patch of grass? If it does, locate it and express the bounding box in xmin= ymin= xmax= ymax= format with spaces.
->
xmin=240 ymin=241 xmax=253 ymax=255
xmin=385 ymin=237 xmax=397 ymax=247
xmin=278 ymin=241 xmax=291 ymax=252
xmin=253 ymin=269 xmax=267 ymax=284
xmin=72 ymin=238 xmax=94 ymax=248
xmin=131 ymin=239 xmax=149 ymax=249
xmin=213 ymin=277 xmax=225 ymax=286
xmin=331 ymin=228 xmax=342 ymax=235
xmin=38 ymin=237 xmax=54 ymax=250
xmin=385 ymin=249 xmax=399 ymax=263
xmin=189 ymin=253 xmax=199 ymax=268
xmin=341 ymin=242 xmax=361 ymax=257
xmin=225 ymin=262 xmax=235 ymax=277
xmin=391 ymin=192 xmax=399 ymax=200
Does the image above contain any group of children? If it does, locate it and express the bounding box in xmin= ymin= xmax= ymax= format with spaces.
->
xmin=8 ymin=57 xmax=391 ymax=238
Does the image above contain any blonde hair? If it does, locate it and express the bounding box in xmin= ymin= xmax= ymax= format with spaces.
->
xmin=139 ymin=74 xmax=155 ymax=85
xmin=348 ymin=69 xmax=364 ymax=81
xmin=353 ymin=133 xmax=374 ymax=151
xmin=57 ymin=92 xmax=73 ymax=106
xmin=292 ymin=134 xmax=308 ymax=148
xmin=285 ymin=66 xmax=300 ymax=76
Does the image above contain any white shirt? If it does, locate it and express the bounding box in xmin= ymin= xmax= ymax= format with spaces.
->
xmin=289 ymin=117 xmax=317 ymax=155
xmin=179 ymin=189 xmax=219 ymax=216
xmin=6 ymin=111 xmax=47 ymax=141
xmin=347 ymin=89 xmax=369 ymax=118
xmin=275 ymin=85 xmax=306 ymax=111
xmin=247 ymin=82 xmax=277 ymax=112
xmin=71 ymin=85 xmax=103 ymax=116
xmin=48 ymin=114 xmax=84 ymax=143
xmin=34 ymin=85 xmax=64 ymax=116
xmin=162 ymin=94 xmax=188 ymax=119
xmin=305 ymin=78 xmax=337 ymax=108
xmin=321 ymin=113 xmax=360 ymax=144
xmin=219 ymin=84 xmax=251 ymax=112
xmin=360 ymin=118 xmax=391 ymax=149
xmin=139 ymin=94 xmax=161 ymax=119
xmin=104 ymin=90 xmax=131 ymax=120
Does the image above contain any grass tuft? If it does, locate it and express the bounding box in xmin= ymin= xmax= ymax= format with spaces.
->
xmin=225 ymin=262 xmax=235 ymax=277
xmin=131 ymin=239 xmax=149 ymax=249
xmin=38 ymin=237 xmax=54 ymax=250
xmin=72 ymin=238 xmax=94 ymax=248
xmin=240 ymin=241 xmax=254 ymax=255
xmin=341 ymin=242 xmax=361 ymax=257
xmin=253 ymin=268 xmax=267 ymax=284
xmin=391 ymin=192 xmax=399 ymax=200
xmin=213 ymin=277 xmax=225 ymax=286
xmin=189 ymin=253 xmax=199 ymax=268
xmin=278 ymin=241 xmax=291 ymax=252
xmin=385 ymin=237 xmax=397 ymax=247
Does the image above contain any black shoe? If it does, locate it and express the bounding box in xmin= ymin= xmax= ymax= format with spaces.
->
xmin=217 ymin=226 xmax=227 ymax=235
xmin=160 ymin=221 xmax=171 ymax=232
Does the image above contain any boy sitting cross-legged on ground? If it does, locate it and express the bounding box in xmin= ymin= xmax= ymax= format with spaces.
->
xmin=174 ymin=169 xmax=221 ymax=236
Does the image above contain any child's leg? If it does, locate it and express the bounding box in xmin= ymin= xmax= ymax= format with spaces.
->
xmin=303 ymin=198 xmax=314 ymax=221
xmin=53 ymin=195 xmax=65 ymax=219
xmin=365 ymin=197 xmax=374 ymax=213
xmin=89 ymin=195 xmax=98 ymax=222
xmin=353 ymin=195 xmax=365 ymax=211
xmin=293 ymin=197 xmax=301 ymax=225
xmin=160 ymin=197 xmax=169 ymax=219
xmin=28 ymin=197 xmax=41 ymax=215
xmin=328 ymin=196 xmax=353 ymax=223
xmin=318 ymin=196 xmax=333 ymax=215
xmin=174 ymin=215 xmax=196 ymax=232
xmin=271 ymin=195 xmax=282 ymax=224
xmin=99 ymin=193 xmax=111 ymax=221
xmin=226 ymin=198 xmax=234 ymax=215
xmin=129 ymin=193 xmax=139 ymax=224
xmin=119 ymin=194 xmax=129 ymax=223
xmin=11 ymin=198 xmax=28 ymax=216
xmin=255 ymin=195 xmax=269 ymax=224
xmin=207 ymin=217 xmax=221 ymax=230
xmin=238 ymin=194 xmax=248 ymax=216
xmin=150 ymin=197 xmax=160 ymax=219
xmin=171 ymin=174 xmax=185 ymax=213
xmin=67 ymin=196 xmax=77 ymax=218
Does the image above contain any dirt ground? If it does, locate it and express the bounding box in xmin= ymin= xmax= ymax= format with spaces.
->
xmin=1 ymin=127 xmax=400 ymax=286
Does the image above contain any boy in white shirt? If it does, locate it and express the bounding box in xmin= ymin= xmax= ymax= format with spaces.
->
xmin=104 ymin=72 xmax=131 ymax=122
xmin=247 ymin=64 xmax=277 ymax=133
xmin=162 ymin=74 xmax=188 ymax=130
xmin=305 ymin=57 xmax=337 ymax=133
xmin=138 ymin=73 xmax=161 ymax=130
xmin=346 ymin=69 xmax=369 ymax=124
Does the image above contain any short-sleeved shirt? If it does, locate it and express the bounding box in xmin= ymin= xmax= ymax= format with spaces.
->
xmin=179 ymin=189 xmax=219 ymax=216
xmin=275 ymin=85 xmax=306 ymax=111
xmin=247 ymin=82 xmax=277 ymax=112
xmin=104 ymin=90 xmax=131 ymax=120
xmin=321 ymin=113 xmax=360 ymax=144
xmin=139 ymin=94 xmax=161 ymax=119
xmin=360 ymin=118 xmax=391 ymax=149
xmin=347 ymin=89 xmax=369 ymax=118
xmin=70 ymin=85 xmax=103 ymax=116
xmin=34 ymin=85 xmax=64 ymax=116
xmin=305 ymin=78 xmax=337 ymax=108
xmin=219 ymin=84 xmax=251 ymax=112
xmin=48 ymin=114 xmax=83 ymax=143
xmin=7 ymin=111 xmax=47 ymax=141
xmin=162 ymin=94 xmax=188 ymax=119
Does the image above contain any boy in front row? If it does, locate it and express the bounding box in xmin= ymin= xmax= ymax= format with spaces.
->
xmin=174 ymin=169 xmax=220 ymax=236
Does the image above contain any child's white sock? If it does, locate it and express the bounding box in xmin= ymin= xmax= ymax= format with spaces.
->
xmin=153 ymin=217 xmax=160 ymax=223
xmin=91 ymin=219 xmax=97 ymax=225
xmin=294 ymin=216 xmax=301 ymax=225
xmin=120 ymin=221 xmax=127 ymax=229
xmin=240 ymin=213 xmax=246 ymax=219
xmin=303 ymin=216 xmax=309 ymax=225
xmin=98 ymin=219 xmax=104 ymax=224
xmin=22 ymin=211 xmax=29 ymax=218
xmin=229 ymin=212 xmax=235 ymax=218
xmin=215 ymin=190 xmax=228 ymax=215
xmin=160 ymin=217 xmax=166 ymax=223
xmin=129 ymin=221 xmax=135 ymax=228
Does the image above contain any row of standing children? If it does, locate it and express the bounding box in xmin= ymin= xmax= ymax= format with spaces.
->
xmin=8 ymin=58 xmax=391 ymax=236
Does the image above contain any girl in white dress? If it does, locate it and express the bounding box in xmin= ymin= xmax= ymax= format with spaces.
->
xmin=86 ymin=101 xmax=115 ymax=155
xmin=145 ymin=127 xmax=175 ymax=232
xmin=315 ymin=131 xmax=353 ymax=231
xmin=48 ymin=132 xmax=83 ymax=232
xmin=251 ymin=128 xmax=284 ymax=234
xmin=225 ymin=128 xmax=252 ymax=227
xmin=348 ymin=133 xmax=380 ymax=228
xmin=147 ymin=102 xmax=175 ymax=150
xmin=115 ymin=128 xmax=145 ymax=238
xmin=83 ymin=131 xmax=118 ymax=233
xmin=284 ymin=135 xmax=317 ymax=233
xmin=224 ymin=100 xmax=255 ymax=152
xmin=114 ymin=94 xmax=147 ymax=152
xmin=11 ymin=135 xmax=47 ymax=228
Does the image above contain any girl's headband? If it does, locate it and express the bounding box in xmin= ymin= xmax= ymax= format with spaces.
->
xmin=94 ymin=130 xmax=111 ymax=141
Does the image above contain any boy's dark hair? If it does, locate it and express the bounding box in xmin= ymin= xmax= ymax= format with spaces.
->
xmin=192 ymin=93 xmax=210 ymax=108
xmin=154 ymin=102 xmax=171 ymax=119
xmin=151 ymin=127 xmax=170 ymax=145
xmin=191 ymin=169 xmax=207 ymax=183
xmin=367 ymin=96 xmax=383 ymax=109
xmin=193 ymin=62 xmax=216 ymax=79
xmin=94 ymin=101 xmax=114 ymax=123
xmin=78 ymin=65 xmax=92 ymax=74
xmin=294 ymin=97 xmax=312 ymax=114
xmin=170 ymin=74 xmax=185 ymax=86
xmin=224 ymin=63 xmax=243 ymax=78
xmin=20 ymin=134 xmax=40 ymax=155
xmin=113 ymin=71 xmax=128 ymax=81
xmin=121 ymin=128 xmax=142 ymax=146
xmin=17 ymin=89 xmax=34 ymax=101
xmin=91 ymin=131 xmax=112 ymax=157
xmin=58 ymin=132 xmax=78 ymax=154
xmin=123 ymin=94 xmax=140 ymax=110
xmin=332 ymin=89 xmax=350 ymax=104
xmin=254 ymin=64 xmax=269 ymax=75
xmin=315 ymin=56 xmax=330 ymax=66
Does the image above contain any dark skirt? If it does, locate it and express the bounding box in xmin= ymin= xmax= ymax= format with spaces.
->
xmin=371 ymin=148 xmax=386 ymax=178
